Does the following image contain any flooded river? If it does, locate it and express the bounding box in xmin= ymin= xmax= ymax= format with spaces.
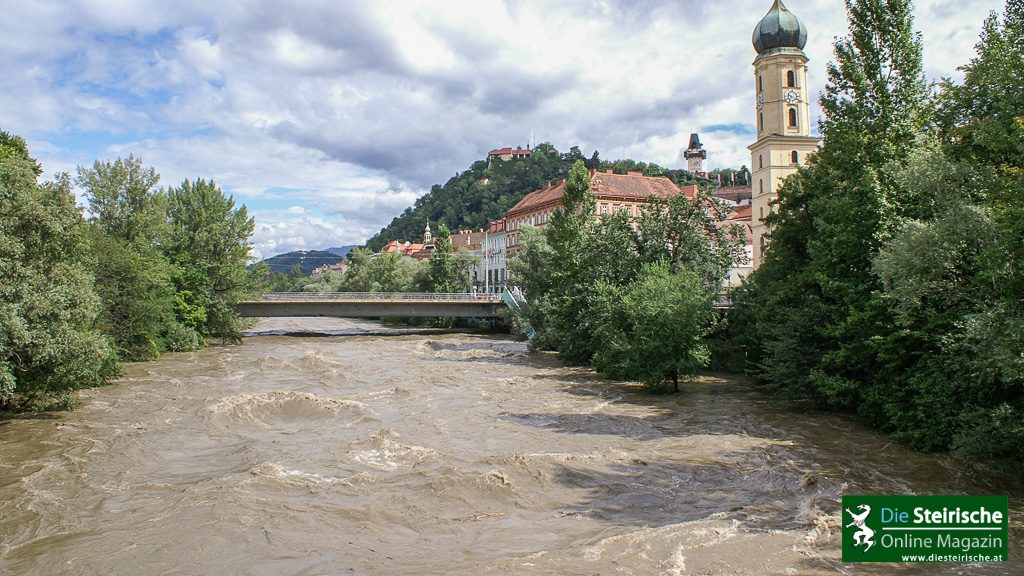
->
xmin=1 ymin=318 xmax=1021 ymax=575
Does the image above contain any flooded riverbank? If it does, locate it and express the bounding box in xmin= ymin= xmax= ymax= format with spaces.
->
xmin=1 ymin=318 xmax=1020 ymax=574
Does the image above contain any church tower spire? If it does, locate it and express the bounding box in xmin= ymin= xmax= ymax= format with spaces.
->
xmin=748 ymin=0 xmax=820 ymax=268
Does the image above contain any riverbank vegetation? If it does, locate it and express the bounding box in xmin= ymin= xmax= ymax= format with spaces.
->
xmin=510 ymin=161 xmax=746 ymax=392
xmin=730 ymin=0 xmax=1024 ymax=467
xmin=0 ymin=135 xmax=256 ymax=411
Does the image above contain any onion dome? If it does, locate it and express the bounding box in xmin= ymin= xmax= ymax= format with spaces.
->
xmin=752 ymin=0 xmax=808 ymax=55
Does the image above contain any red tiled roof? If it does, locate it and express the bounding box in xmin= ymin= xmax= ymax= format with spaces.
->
xmin=728 ymin=205 xmax=752 ymax=221
xmin=507 ymin=170 xmax=695 ymax=218
xmin=489 ymin=147 xmax=532 ymax=156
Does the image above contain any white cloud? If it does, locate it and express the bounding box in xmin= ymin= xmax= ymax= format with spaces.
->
xmin=1 ymin=0 xmax=1007 ymax=257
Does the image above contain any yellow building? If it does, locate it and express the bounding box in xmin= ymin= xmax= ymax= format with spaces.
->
xmin=749 ymin=0 xmax=821 ymax=268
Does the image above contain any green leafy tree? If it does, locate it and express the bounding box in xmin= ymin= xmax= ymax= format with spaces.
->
xmin=87 ymin=230 xmax=177 ymax=360
xmin=366 ymin=143 xmax=571 ymax=251
xmin=76 ymin=156 xmax=182 ymax=360
xmin=592 ymin=264 xmax=713 ymax=393
xmin=428 ymin=224 xmax=463 ymax=292
xmin=636 ymin=192 xmax=747 ymax=293
xmin=535 ymin=160 xmax=603 ymax=363
xmin=165 ymin=179 xmax=255 ymax=343
xmin=865 ymin=1 xmax=1024 ymax=463
xmin=76 ymin=156 xmax=165 ymax=244
xmin=0 ymin=131 xmax=117 ymax=409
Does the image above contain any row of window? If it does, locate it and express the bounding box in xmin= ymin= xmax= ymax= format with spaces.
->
xmin=758 ymin=108 xmax=801 ymax=131
xmin=598 ymin=203 xmax=636 ymax=216
xmin=757 ymin=151 xmax=801 ymax=170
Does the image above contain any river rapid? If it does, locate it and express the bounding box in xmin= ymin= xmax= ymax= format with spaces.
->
xmin=1 ymin=318 xmax=1021 ymax=575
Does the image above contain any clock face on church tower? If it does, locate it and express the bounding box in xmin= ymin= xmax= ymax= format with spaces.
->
xmin=784 ymin=90 xmax=801 ymax=104
xmin=756 ymin=93 xmax=764 ymax=110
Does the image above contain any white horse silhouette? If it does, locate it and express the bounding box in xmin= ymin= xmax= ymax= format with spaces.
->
xmin=845 ymin=504 xmax=876 ymax=552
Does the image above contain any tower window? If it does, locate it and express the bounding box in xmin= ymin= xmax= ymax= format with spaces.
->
xmin=760 ymin=180 xmax=764 ymax=194
xmin=787 ymin=70 xmax=796 ymax=87
xmin=759 ymin=75 xmax=763 ymax=92
xmin=792 ymin=150 xmax=799 ymax=164
xmin=759 ymin=155 xmax=763 ymax=169
xmin=759 ymin=113 xmax=764 ymax=130
xmin=788 ymin=108 xmax=798 ymax=127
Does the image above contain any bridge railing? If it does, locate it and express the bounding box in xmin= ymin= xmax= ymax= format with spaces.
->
xmin=258 ymin=292 xmax=503 ymax=303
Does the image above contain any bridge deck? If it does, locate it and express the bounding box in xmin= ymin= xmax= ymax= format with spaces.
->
xmin=236 ymin=293 xmax=504 ymax=318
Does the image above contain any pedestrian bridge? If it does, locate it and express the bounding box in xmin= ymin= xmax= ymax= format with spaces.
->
xmin=236 ymin=292 xmax=504 ymax=318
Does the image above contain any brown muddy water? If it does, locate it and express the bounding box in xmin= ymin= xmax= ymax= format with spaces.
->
xmin=1 ymin=318 xmax=1020 ymax=575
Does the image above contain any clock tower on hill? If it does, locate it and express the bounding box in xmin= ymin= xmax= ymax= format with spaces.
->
xmin=749 ymin=0 xmax=820 ymax=268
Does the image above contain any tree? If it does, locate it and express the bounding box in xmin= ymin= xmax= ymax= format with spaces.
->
xmin=165 ymin=179 xmax=254 ymax=343
xmin=535 ymin=160 xmax=603 ymax=363
xmin=636 ymin=192 xmax=747 ymax=293
xmin=76 ymin=156 xmax=182 ymax=360
xmin=427 ymin=224 xmax=463 ymax=292
xmin=592 ymin=264 xmax=713 ymax=393
xmin=0 ymin=130 xmax=117 ymax=409
xmin=76 ymin=155 xmax=164 ymax=245
xmin=87 ymin=230 xmax=178 ymax=360
xmin=864 ymin=1 xmax=1024 ymax=463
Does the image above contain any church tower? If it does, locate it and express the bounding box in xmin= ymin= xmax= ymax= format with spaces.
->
xmin=749 ymin=0 xmax=820 ymax=268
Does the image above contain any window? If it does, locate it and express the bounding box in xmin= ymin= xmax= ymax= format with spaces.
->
xmin=758 ymin=75 xmax=763 ymax=92
xmin=789 ymin=108 xmax=798 ymax=127
xmin=760 ymin=180 xmax=764 ymax=194
xmin=601 ymin=205 xmax=608 ymax=215
xmin=759 ymin=113 xmax=764 ymax=130
xmin=760 ymin=207 xmax=764 ymax=219
xmin=759 ymin=155 xmax=763 ymax=169
xmin=791 ymin=150 xmax=799 ymax=164
xmin=787 ymin=70 xmax=795 ymax=87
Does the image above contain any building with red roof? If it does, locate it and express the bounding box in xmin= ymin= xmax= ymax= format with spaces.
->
xmin=504 ymin=169 xmax=699 ymax=250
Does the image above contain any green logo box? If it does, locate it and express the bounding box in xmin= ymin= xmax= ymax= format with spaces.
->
xmin=842 ymin=495 xmax=1008 ymax=563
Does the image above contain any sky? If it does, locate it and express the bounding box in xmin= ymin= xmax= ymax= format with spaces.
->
xmin=1 ymin=0 xmax=1006 ymax=260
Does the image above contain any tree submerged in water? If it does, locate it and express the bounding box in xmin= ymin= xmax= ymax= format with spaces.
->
xmin=592 ymin=264 xmax=713 ymax=393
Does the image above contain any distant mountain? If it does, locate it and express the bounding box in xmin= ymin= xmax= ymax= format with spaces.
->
xmin=257 ymin=250 xmax=344 ymax=276
xmin=325 ymin=245 xmax=358 ymax=258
